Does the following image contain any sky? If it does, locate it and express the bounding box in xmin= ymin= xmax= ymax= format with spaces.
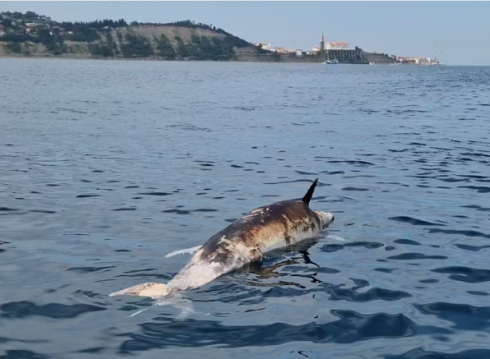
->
xmin=1 ymin=1 xmax=489 ymax=65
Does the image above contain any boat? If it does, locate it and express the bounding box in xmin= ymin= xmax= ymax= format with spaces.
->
xmin=323 ymin=49 xmax=339 ymax=64
xmin=369 ymin=62 xmax=375 ymax=65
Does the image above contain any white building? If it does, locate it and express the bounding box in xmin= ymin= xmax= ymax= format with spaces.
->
xmin=254 ymin=42 xmax=272 ymax=51
xmin=325 ymin=42 xmax=349 ymax=50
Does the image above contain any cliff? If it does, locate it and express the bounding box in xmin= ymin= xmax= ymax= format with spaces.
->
xmin=0 ymin=26 xmax=256 ymax=60
xmin=0 ymin=13 xmax=257 ymax=60
xmin=361 ymin=50 xmax=395 ymax=64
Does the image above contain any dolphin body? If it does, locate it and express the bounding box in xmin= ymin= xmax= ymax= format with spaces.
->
xmin=109 ymin=179 xmax=335 ymax=299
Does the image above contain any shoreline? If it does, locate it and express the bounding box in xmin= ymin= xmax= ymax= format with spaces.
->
xmin=0 ymin=53 xmax=453 ymax=66
xmin=0 ymin=55 xmax=454 ymax=66
xmin=0 ymin=53 xmax=338 ymax=64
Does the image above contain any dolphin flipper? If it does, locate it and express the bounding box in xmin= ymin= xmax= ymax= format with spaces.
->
xmin=165 ymin=245 xmax=203 ymax=258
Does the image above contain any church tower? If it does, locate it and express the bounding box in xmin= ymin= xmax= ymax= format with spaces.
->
xmin=320 ymin=31 xmax=325 ymax=60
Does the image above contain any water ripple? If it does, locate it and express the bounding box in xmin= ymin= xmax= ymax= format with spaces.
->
xmin=0 ymin=301 xmax=106 ymax=319
xmin=432 ymin=266 xmax=490 ymax=283
xmin=117 ymin=311 xmax=451 ymax=352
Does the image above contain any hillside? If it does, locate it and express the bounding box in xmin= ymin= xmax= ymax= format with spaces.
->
xmin=0 ymin=12 xmax=258 ymax=60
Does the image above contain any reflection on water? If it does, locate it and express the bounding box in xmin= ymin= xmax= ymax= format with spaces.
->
xmin=1 ymin=59 xmax=490 ymax=358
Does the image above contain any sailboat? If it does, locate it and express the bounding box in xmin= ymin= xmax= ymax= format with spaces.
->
xmin=323 ymin=49 xmax=339 ymax=64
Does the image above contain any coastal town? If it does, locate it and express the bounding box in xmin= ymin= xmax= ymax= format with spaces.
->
xmin=254 ymin=33 xmax=442 ymax=65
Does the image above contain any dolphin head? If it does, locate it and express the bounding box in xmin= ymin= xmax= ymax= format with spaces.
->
xmin=314 ymin=210 xmax=335 ymax=229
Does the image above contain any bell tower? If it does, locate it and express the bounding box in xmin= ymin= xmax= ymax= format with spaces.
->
xmin=320 ymin=31 xmax=325 ymax=60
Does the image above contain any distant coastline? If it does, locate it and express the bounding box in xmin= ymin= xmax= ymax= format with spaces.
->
xmin=0 ymin=48 xmax=396 ymax=66
xmin=0 ymin=11 xmax=440 ymax=65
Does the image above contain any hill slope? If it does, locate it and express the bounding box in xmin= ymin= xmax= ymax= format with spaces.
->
xmin=0 ymin=13 xmax=257 ymax=60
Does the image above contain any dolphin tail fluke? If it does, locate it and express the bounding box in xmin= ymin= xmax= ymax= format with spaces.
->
xmin=165 ymin=245 xmax=203 ymax=258
xmin=302 ymin=178 xmax=319 ymax=206
xmin=109 ymin=282 xmax=171 ymax=299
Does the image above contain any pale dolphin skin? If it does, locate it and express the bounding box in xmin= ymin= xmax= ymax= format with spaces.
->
xmin=109 ymin=179 xmax=335 ymax=300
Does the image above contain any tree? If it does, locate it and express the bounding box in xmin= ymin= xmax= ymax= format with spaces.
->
xmin=174 ymin=36 xmax=188 ymax=57
xmin=120 ymin=32 xmax=153 ymax=57
xmin=5 ymin=42 xmax=22 ymax=53
xmin=154 ymin=34 xmax=176 ymax=59
xmin=25 ymin=11 xmax=39 ymax=19
xmin=2 ymin=18 xmax=13 ymax=28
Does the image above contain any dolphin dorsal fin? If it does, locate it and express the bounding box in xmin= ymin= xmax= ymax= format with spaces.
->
xmin=302 ymin=178 xmax=318 ymax=206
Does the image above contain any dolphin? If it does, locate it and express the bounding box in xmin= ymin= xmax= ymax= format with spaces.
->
xmin=109 ymin=178 xmax=335 ymax=300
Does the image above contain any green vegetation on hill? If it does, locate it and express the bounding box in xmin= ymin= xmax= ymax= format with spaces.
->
xmin=0 ymin=11 xmax=252 ymax=59
xmin=154 ymin=34 xmax=176 ymax=59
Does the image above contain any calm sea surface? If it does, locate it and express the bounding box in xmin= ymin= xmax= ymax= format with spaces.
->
xmin=1 ymin=58 xmax=490 ymax=359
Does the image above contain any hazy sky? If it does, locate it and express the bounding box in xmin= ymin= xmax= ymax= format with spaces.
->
xmin=2 ymin=2 xmax=489 ymax=65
